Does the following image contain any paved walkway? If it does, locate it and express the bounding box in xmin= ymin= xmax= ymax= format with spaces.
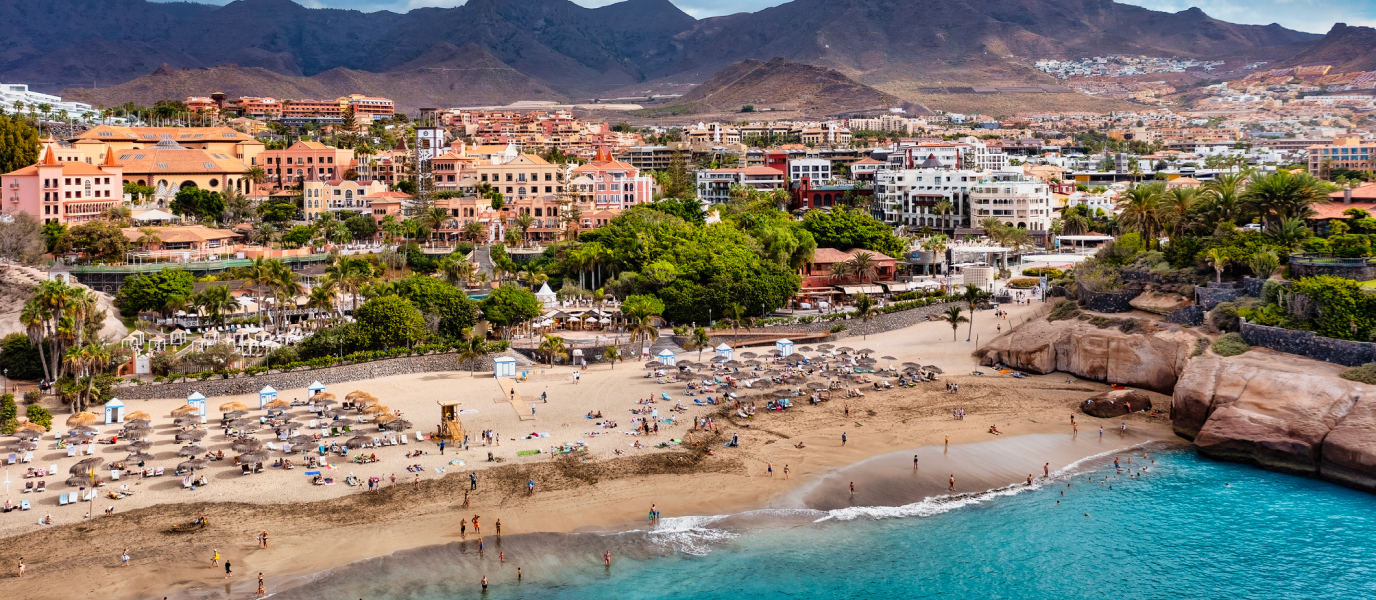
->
xmin=494 ymin=377 xmax=537 ymax=421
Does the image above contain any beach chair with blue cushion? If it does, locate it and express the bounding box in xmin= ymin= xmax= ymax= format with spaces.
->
xmin=58 ymin=493 xmax=68 ymax=506
xmin=660 ymin=393 xmax=672 ymax=401
xmin=20 ymin=500 xmax=30 ymax=511
xmin=6 ymin=453 xmax=15 ymax=464
xmin=111 ymin=470 xmax=120 ymax=481
xmin=67 ymin=445 xmax=77 ymax=457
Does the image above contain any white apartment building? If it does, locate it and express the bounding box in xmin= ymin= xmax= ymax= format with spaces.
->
xmin=890 ymin=138 xmax=1010 ymax=172
xmin=970 ymin=173 xmax=1053 ymax=231
xmin=788 ymin=158 xmax=831 ymax=182
xmin=1 ymin=83 xmax=97 ymax=119
xmin=874 ymin=167 xmax=982 ymax=230
xmin=695 ymin=167 xmax=786 ymax=205
xmin=301 ymin=179 xmax=390 ymax=221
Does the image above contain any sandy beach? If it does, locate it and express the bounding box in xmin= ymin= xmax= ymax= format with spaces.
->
xmin=0 ymin=299 xmax=1180 ymax=599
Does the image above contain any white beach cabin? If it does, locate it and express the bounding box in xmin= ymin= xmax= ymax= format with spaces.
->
xmin=308 ymin=381 xmax=327 ymax=397
xmin=493 ymin=356 xmax=517 ymax=378
xmin=259 ymin=385 xmax=278 ymax=409
xmin=715 ymin=343 xmax=733 ymax=361
xmin=103 ymin=398 xmax=124 ymax=425
xmin=775 ymin=338 xmax=795 ymax=358
xmin=535 ymin=282 xmax=558 ymax=308
xmin=657 ymin=349 xmax=677 ymax=366
xmin=186 ymin=391 xmax=207 ymax=417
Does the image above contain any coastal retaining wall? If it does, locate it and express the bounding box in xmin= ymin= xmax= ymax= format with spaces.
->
xmin=1195 ymin=286 xmax=1241 ymax=310
xmin=1289 ymin=260 xmax=1376 ymax=282
xmin=1166 ymin=305 xmax=1205 ymax=326
xmin=1239 ymin=320 xmax=1376 ymax=367
xmin=1079 ymin=289 xmax=1137 ymax=313
xmin=116 ymin=351 xmax=534 ymax=400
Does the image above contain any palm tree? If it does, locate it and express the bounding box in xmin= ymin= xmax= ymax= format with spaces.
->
xmin=1165 ymin=187 xmax=1197 ymax=239
xmin=1117 ymin=182 xmax=1168 ymax=248
xmin=538 ymin=334 xmax=569 ymax=366
xmin=932 ymin=199 xmax=953 ymax=229
xmin=241 ymin=258 xmax=276 ymax=322
xmin=423 ymin=207 xmax=449 ymax=242
xmin=960 ymin=284 xmax=985 ymax=342
xmin=847 ymin=252 xmax=879 ymax=283
xmin=1202 ymin=171 xmax=1247 ymax=227
xmin=457 ymin=333 xmax=487 ymax=377
xmin=625 ymin=311 xmax=660 ymax=358
xmin=852 ymin=292 xmax=877 ymax=340
xmin=463 ymin=220 xmax=486 ymax=243
xmin=1205 ymin=247 xmax=1230 ymax=284
xmin=1242 ymin=170 xmax=1326 ymax=228
xmin=515 ymin=211 xmax=537 ymax=247
xmin=1266 ymin=218 xmax=1311 ymax=253
xmin=603 ymin=345 xmax=623 ymax=369
xmin=828 ymin=261 xmax=852 ymax=284
xmin=723 ymin=302 xmax=751 ymax=346
xmin=245 ymin=166 xmax=268 ymax=193
xmin=305 ymin=284 xmax=336 ymax=326
xmin=941 ymin=305 xmax=968 ymax=341
xmin=380 ymin=215 xmax=402 ymax=245
xmin=687 ymin=326 xmax=711 ymax=361
xmin=104 ymin=205 xmax=132 ymax=225
xmin=329 ymin=221 xmax=352 ymax=245
xmin=194 ymin=285 xmax=241 ymax=325
xmin=20 ymin=300 xmax=52 ymax=383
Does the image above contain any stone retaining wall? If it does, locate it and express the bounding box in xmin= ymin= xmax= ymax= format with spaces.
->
xmin=1240 ymin=320 xmax=1376 ymax=367
xmin=1166 ymin=305 xmax=1205 ymax=326
xmin=1241 ymin=277 xmax=1266 ymax=298
xmin=1195 ymin=286 xmax=1241 ymax=310
xmin=1289 ymin=261 xmax=1376 ymax=282
xmin=117 ymin=351 xmax=533 ymax=400
xmin=1079 ymin=289 xmax=1137 ymax=313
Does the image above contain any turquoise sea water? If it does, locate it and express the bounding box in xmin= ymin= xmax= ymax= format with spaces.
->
xmin=275 ymin=446 xmax=1376 ymax=600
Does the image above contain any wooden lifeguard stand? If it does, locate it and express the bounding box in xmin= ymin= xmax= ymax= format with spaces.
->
xmin=437 ymin=401 xmax=465 ymax=441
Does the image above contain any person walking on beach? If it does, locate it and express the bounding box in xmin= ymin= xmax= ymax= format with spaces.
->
xmin=224 ymin=560 xmax=233 ymax=579
xmin=604 ymin=551 xmax=612 ymax=567
xmin=500 ymin=551 xmax=505 ymax=564
xmin=784 ymin=464 xmax=790 ymax=480
xmin=257 ymin=573 xmax=266 ymax=598
xmin=211 ymin=549 xmax=220 ymax=567
xmin=849 ymin=481 xmax=855 ymax=495
xmin=949 ymin=475 xmax=956 ymax=491
xmin=496 ymin=519 xmax=502 ymax=535
xmin=415 ymin=473 xmax=421 ymax=490
xmin=1098 ymin=427 xmax=1103 ymax=439
xmin=16 ymin=557 xmax=23 ymax=577
xmin=464 ymin=491 xmax=471 ymax=508
xmin=471 ymin=472 xmax=478 ymax=490
xmin=481 ymin=575 xmax=489 ymax=593
xmin=473 ymin=516 xmax=481 ymax=534
xmin=479 ymin=538 xmax=485 ymax=554
xmin=1026 ymin=475 xmax=1033 ymax=486
xmin=841 ymin=432 xmax=847 ymax=446
xmin=121 ymin=547 xmax=130 ymax=567
xmin=461 ymin=518 xmax=467 ymax=537
xmin=440 ymin=440 xmax=446 ymax=455
xmin=944 ymin=435 xmax=949 ymax=447
xmin=913 ymin=455 xmax=919 ymax=471
xmin=767 ymin=462 xmax=773 ymax=477
xmin=1044 ymin=463 xmax=1050 ymax=477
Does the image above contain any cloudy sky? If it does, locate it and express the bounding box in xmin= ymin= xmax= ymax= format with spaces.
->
xmin=229 ymin=0 xmax=1372 ymax=33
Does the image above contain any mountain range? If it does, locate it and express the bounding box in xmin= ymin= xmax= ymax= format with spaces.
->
xmin=0 ymin=0 xmax=1359 ymax=113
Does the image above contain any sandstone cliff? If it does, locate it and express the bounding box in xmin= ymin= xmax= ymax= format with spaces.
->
xmin=1172 ymin=350 xmax=1374 ymax=490
xmin=974 ymin=318 xmax=1197 ymax=394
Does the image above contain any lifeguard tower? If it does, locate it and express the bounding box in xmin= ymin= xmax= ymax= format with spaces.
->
xmin=437 ymin=402 xmax=466 ymax=441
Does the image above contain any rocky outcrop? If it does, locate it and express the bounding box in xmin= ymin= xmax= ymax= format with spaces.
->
xmin=1129 ymin=291 xmax=1191 ymax=315
xmin=1171 ymin=350 xmax=1374 ymax=489
xmin=1081 ymin=389 xmax=1152 ymax=418
xmin=974 ymin=318 xmax=1197 ymax=394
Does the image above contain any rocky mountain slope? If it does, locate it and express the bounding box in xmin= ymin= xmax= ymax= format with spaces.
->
xmin=640 ymin=57 xmax=923 ymax=116
xmin=1279 ymin=23 xmax=1376 ymax=72
xmin=7 ymin=0 xmax=1322 ymax=101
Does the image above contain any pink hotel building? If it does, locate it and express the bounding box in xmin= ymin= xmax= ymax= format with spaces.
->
xmin=3 ymin=144 xmax=124 ymax=224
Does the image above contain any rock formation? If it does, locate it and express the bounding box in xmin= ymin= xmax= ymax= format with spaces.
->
xmin=1081 ymin=389 xmax=1152 ymax=418
xmin=974 ymin=318 xmax=1197 ymax=394
xmin=1171 ymin=350 xmax=1374 ymax=490
xmin=1128 ymin=291 xmax=1192 ymax=315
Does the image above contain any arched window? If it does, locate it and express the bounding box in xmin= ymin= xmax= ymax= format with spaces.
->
xmin=345 ymin=189 xmax=353 ymax=200
xmin=1017 ymin=222 xmax=1026 ymax=229
xmin=180 ymin=181 xmax=197 ymax=189
xmin=518 ymin=187 xmax=527 ymax=196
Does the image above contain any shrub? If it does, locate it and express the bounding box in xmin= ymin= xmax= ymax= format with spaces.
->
xmin=1006 ymin=278 xmax=1039 ymax=289
xmin=26 ymin=404 xmax=52 ymax=431
xmin=1212 ymin=332 xmax=1251 ymax=357
xmin=22 ymin=389 xmax=40 ymax=405
xmin=0 ymin=393 xmax=16 ymax=434
xmin=829 ymin=323 xmax=846 ymax=333
xmin=1021 ymin=267 xmax=1064 ymax=279
xmin=1047 ymin=299 xmax=1081 ymax=321
xmin=1191 ymin=337 xmax=1209 ymax=357
xmin=1340 ymin=362 xmax=1376 ymax=384
xmin=1208 ymin=302 xmax=1240 ymax=332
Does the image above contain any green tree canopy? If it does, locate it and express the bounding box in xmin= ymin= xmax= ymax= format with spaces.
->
xmin=354 ymin=296 xmax=428 ymax=349
xmin=480 ymin=285 xmax=543 ymax=332
xmin=801 ymin=207 xmax=906 ymax=258
xmin=345 ymin=214 xmax=378 ymax=240
xmin=170 ymin=188 xmax=226 ymax=223
xmin=390 ymin=274 xmax=477 ymax=340
xmin=115 ymin=269 xmax=195 ymax=316
xmin=0 ymin=114 xmax=39 ymax=173
xmin=57 ymin=221 xmax=130 ymax=260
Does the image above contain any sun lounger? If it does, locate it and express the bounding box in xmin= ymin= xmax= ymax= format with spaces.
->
xmin=111 ymin=469 xmax=120 ymax=481
xmin=330 ymin=427 xmax=339 ymax=437
xmin=21 ymin=451 xmax=33 ymax=463
xmin=400 ymin=435 xmax=408 ymax=444
xmin=58 ymin=493 xmax=69 ymax=506
xmin=23 ymin=482 xmax=32 ymax=493
xmin=241 ymin=464 xmax=252 ymax=475
xmin=6 ymin=453 xmax=14 ymax=464
xmin=84 ymin=490 xmax=96 ymax=501
xmin=85 ymin=444 xmax=94 ymax=455
xmin=66 ymin=445 xmax=77 ymax=457
xmin=35 ymin=481 xmax=45 ymax=492
xmin=660 ymin=393 xmax=672 ymax=401
xmin=20 ymin=500 xmax=30 ymax=511
xmin=266 ymin=442 xmax=279 ymax=451
xmin=154 ymin=467 xmax=164 ymax=476
xmin=49 ymin=464 xmax=57 ymax=476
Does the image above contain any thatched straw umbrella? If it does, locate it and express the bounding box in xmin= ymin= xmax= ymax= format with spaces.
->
xmin=345 ymin=390 xmax=373 ymax=402
xmin=231 ymin=438 xmax=264 ymax=452
xmin=176 ymin=430 xmax=207 ymax=442
xmin=122 ymin=425 xmax=153 ymax=439
xmin=127 ymin=440 xmax=153 ymax=452
xmin=372 ymin=414 xmax=398 ymax=425
xmin=12 ymin=428 xmax=41 ymax=441
xmin=178 ymin=459 xmax=209 ymax=472
xmin=219 ymin=401 xmax=248 ymax=413
xmin=345 ymin=435 xmax=371 ymax=449
xmin=264 ymin=398 xmax=290 ymax=410
xmin=9 ymin=440 xmax=37 ymax=451
xmin=310 ymin=392 xmax=336 ymax=403
xmin=228 ymin=418 xmax=254 ymax=428
xmin=17 ymin=421 xmax=46 ymax=434
xmin=224 ymin=410 xmax=248 ymax=420
xmin=66 ymin=412 xmax=98 ymax=428
xmin=239 ymin=451 xmax=269 ymax=465
xmin=355 ymin=395 xmax=380 ymax=408
xmin=170 ymin=405 xmax=200 ymax=417
xmin=178 ymin=445 xmax=203 ymax=457
xmin=174 ymin=415 xmax=202 ymax=426
xmin=380 ymin=419 xmax=412 ymax=432
xmin=125 ymin=411 xmax=152 ymax=422
xmin=66 ymin=475 xmax=92 ymax=487
xmin=126 ymin=451 xmax=156 ymax=463
xmin=71 ymin=457 xmax=103 ymax=475
xmin=322 ymin=408 xmax=349 ymax=419
xmin=643 ymin=361 xmax=663 ymax=368
xmin=361 ymin=404 xmax=390 ymax=416
xmin=287 ymin=434 xmax=314 ymax=445
xmin=923 ymin=365 xmax=943 ymax=374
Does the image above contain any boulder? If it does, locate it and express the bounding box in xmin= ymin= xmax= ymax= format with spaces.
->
xmin=975 ymin=318 xmax=1196 ymax=394
xmin=1172 ymin=350 xmax=1373 ymax=486
xmin=1129 ymin=291 xmax=1192 ymax=315
xmin=1081 ymin=389 xmax=1152 ymax=418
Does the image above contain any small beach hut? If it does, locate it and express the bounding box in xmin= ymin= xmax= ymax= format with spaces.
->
xmin=775 ymin=338 xmax=795 ymax=358
xmin=187 ymin=391 xmax=207 ymax=417
xmin=308 ymin=381 xmax=326 ymax=397
xmin=103 ymin=398 xmax=125 ymax=425
xmin=493 ymin=356 xmax=517 ymax=378
xmin=259 ymin=385 xmax=278 ymax=409
xmin=715 ymin=343 xmax=733 ymax=361
xmin=657 ymin=348 xmax=677 ymax=366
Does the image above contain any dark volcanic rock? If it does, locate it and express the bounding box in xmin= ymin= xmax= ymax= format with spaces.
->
xmin=1081 ymin=389 xmax=1152 ymax=418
